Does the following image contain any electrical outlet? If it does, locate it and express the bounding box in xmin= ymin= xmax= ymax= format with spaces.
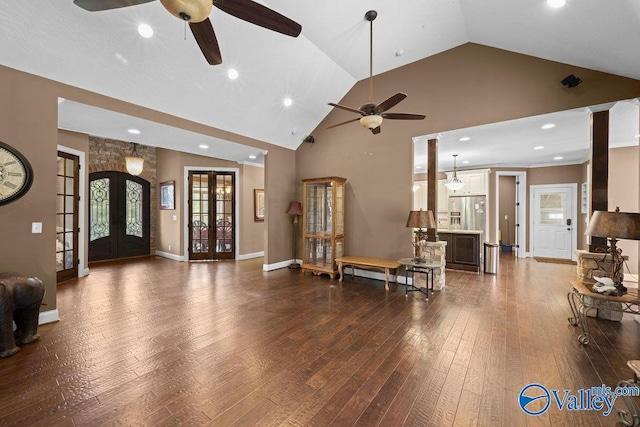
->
xmin=172 ymin=215 xmax=177 ymax=221
xmin=504 ymin=215 xmax=508 ymax=220
xmin=168 ymin=245 xmax=171 ymax=251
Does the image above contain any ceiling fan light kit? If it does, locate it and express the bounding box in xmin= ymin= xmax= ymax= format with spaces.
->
xmin=360 ymin=115 xmax=383 ymax=129
xmin=160 ymin=0 xmax=212 ymax=22
xmin=74 ymin=0 xmax=302 ymax=65
xmin=327 ymin=10 xmax=425 ymax=135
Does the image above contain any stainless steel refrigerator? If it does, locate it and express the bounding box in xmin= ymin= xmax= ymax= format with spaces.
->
xmin=448 ymin=196 xmax=486 ymax=231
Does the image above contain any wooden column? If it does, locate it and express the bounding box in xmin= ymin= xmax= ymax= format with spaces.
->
xmin=589 ymin=110 xmax=609 ymax=252
xmin=426 ymin=138 xmax=438 ymax=241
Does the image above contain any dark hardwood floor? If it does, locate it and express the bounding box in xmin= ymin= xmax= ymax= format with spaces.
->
xmin=0 ymin=254 xmax=638 ymax=426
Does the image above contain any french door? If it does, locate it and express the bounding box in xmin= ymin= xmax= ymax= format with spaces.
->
xmin=56 ymin=152 xmax=79 ymax=282
xmin=89 ymin=171 xmax=150 ymax=262
xmin=188 ymin=171 xmax=235 ymax=260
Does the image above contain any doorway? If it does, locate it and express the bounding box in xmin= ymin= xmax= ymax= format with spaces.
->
xmin=89 ymin=171 xmax=150 ymax=262
xmin=56 ymin=151 xmax=79 ymax=282
xmin=530 ymin=184 xmax=577 ymax=260
xmin=188 ymin=170 xmax=236 ymax=261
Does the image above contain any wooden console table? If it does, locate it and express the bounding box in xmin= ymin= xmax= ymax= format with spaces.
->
xmin=335 ymin=256 xmax=398 ymax=290
xmin=567 ymin=280 xmax=640 ymax=345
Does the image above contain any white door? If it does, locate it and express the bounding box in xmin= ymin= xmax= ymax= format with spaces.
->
xmin=531 ymin=185 xmax=576 ymax=259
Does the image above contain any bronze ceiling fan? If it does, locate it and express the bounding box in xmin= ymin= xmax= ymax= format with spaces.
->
xmin=328 ymin=10 xmax=425 ymax=135
xmin=73 ymin=0 xmax=302 ymax=65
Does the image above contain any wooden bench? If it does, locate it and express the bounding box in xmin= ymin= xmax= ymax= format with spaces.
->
xmin=335 ymin=256 xmax=399 ymax=290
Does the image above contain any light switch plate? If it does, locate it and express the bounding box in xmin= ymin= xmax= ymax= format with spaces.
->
xmin=32 ymin=222 xmax=42 ymax=233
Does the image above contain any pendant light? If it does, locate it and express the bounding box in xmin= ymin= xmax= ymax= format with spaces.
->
xmin=445 ymin=154 xmax=464 ymax=191
xmin=125 ymin=143 xmax=144 ymax=176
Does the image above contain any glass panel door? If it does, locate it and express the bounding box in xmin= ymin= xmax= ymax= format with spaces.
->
xmin=56 ymin=152 xmax=79 ymax=282
xmin=188 ymin=171 xmax=235 ymax=260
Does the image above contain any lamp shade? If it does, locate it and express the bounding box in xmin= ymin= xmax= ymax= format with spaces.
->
xmin=360 ymin=115 xmax=383 ymax=129
xmin=406 ymin=209 xmax=436 ymax=229
xmin=287 ymin=201 xmax=302 ymax=216
xmin=585 ymin=210 xmax=640 ymax=240
xmin=125 ymin=156 xmax=144 ymax=176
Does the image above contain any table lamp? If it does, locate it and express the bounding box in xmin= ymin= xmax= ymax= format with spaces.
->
xmin=406 ymin=209 xmax=436 ymax=263
xmin=585 ymin=208 xmax=640 ymax=296
xmin=287 ymin=201 xmax=303 ymax=269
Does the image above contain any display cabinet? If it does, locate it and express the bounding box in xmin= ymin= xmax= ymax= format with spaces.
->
xmin=301 ymin=177 xmax=346 ymax=278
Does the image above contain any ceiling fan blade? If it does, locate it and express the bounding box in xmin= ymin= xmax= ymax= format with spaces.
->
xmin=328 ymin=118 xmax=361 ymax=129
xmin=213 ymin=0 xmax=302 ymax=37
xmin=73 ymin=0 xmax=154 ymax=12
xmin=382 ymin=113 xmax=426 ymax=120
xmin=189 ymin=19 xmax=222 ymax=65
xmin=371 ymin=126 xmax=381 ymax=135
xmin=375 ymin=93 xmax=407 ymax=114
xmin=328 ymin=103 xmax=364 ymax=115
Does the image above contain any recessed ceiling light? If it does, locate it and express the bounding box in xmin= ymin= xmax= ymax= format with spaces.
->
xmin=547 ymin=0 xmax=566 ymax=8
xmin=283 ymin=97 xmax=293 ymax=107
xmin=227 ymin=68 xmax=238 ymax=80
xmin=199 ymin=144 xmax=209 ymax=149
xmin=137 ymin=23 xmax=154 ymax=38
xmin=459 ymin=137 xmax=470 ymax=142
xmin=541 ymin=123 xmax=556 ymax=129
xmin=554 ymin=156 xmax=563 ymax=160
xmin=249 ymin=155 xmax=257 ymax=159
xmin=291 ymin=130 xmax=297 ymax=135
xmin=462 ymin=160 xmax=470 ymax=164
xmin=534 ymin=146 xmax=544 ymax=150
xmin=128 ymin=129 xmax=141 ymax=135
xmin=395 ymin=50 xmax=405 ymax=57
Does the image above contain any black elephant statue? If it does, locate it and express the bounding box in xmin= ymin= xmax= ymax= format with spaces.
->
xmin=0 ymin=272 xmax=45 ymax=358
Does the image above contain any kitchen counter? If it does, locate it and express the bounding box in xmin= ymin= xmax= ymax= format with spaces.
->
xmin=437 ymin=229 xmax=483 ymax=235
xmin=437 ymin=230 xmax=482 ymax=272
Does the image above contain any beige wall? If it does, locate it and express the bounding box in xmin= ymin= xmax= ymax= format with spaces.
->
xmin=609 ymin=145 xmax=639 ymax=275
xmin=0 ymin=66 xmax=59 ymax=311
xmin=527 ymin=164 xmax=584 ymax=251
xmin=155 ymin=149 xmax=265 ymax=257
xmin=265 ymin=148 xmax=297 ymax=264
xmin=240 ymin=164 xmax=265 ymax=255
xmin=299 ymin=43 xmax=640 ymax=261
xmin=498 ymin=176 xmax=517 ymax=245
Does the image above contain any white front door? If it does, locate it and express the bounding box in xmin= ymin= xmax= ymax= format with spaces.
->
xmin=531 ymin=185 xmax=576 ymax=260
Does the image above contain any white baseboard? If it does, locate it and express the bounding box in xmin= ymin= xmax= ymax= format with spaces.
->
xmin=155 ymin=250 xmax=185 ymax=262
xmin=238 ymin=251 xmax=264 ymax=260
xmin=264 ymin=259 xmax=299 ymax=271
xmin=39 ymin=309 xmax=59 ymax=325
xmin=342 ymin=267 xmax=400 ymax=284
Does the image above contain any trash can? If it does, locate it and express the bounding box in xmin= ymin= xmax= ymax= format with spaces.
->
xmin=484 ymin=242 xmax=499 ymax=274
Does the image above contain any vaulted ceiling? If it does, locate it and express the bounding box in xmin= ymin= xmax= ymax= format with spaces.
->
xmin=2 ymin=0 xmax=639 ymax=167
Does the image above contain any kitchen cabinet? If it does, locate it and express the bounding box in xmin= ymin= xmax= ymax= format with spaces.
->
xmin=438 ymin=231 xmax=481 ymax=272
xmin=301 ymin=176 xmax=346 ymax=278
xmin=445 ymin=170 xmax=489 ymax=196
xmin=437 ymin=179 xmax=449 ymax=211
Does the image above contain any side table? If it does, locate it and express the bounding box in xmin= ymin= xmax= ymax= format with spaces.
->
xmin=398 ymin=258 xmax=440 ymax=301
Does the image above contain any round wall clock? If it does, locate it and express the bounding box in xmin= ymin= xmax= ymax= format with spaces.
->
xmin=0 ymin=141 xmax=34 ymax=206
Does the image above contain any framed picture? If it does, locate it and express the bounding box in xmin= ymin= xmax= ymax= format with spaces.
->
xmin=254 ymin=189 xmax=265 ymax=221
xmin=160 ymin=180 xmax=175 ymax=210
